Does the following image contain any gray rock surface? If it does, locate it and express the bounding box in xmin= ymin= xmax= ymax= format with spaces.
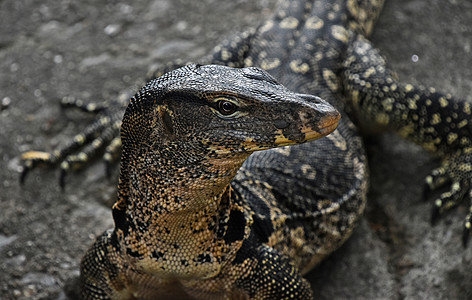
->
xmin=1 ymin=0 xmax=471 ymax=299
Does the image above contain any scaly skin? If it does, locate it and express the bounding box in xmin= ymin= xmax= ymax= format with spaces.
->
xmin=82 ymin=64 xmax=340 ymax=299
xmin=20 ymin=0 xmax=472 ymax=298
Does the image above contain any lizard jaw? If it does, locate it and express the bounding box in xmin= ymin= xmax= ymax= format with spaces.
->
xmin=274 ymin=111 xmax=341 ymax=146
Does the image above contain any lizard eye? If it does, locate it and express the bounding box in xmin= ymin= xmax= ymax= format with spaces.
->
xmin=217 ymin=100 xmax=238 ymax=116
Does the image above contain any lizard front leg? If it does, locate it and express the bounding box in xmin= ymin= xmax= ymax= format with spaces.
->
xmin=233 ymin=245 xmax=313 ymax=300
xmin=80 ymin=230 xmax=127 ymax=300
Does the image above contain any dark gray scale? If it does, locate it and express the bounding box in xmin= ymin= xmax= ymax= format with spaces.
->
xmin=221 ymin=0 xmax=370 ymax=267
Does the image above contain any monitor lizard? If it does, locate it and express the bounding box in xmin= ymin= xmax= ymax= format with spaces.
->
xmin=20 ymin=0 xmax=472 ymax=299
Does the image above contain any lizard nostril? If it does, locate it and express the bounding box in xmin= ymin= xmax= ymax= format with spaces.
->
xmin=274 ymin=119 xmax=289 ymax=129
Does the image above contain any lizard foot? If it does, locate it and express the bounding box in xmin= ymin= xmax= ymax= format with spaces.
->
xmin=423 ymin=149 xmax=472 ymax=247
xmin=20 ymin=97 xmax=122 ymax=188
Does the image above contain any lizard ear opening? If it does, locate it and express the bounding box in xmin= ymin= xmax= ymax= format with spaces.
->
xmin=158 ymin=106 xmax=174 ymax=135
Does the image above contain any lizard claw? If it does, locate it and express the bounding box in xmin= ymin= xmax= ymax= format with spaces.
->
xmin=423 ymin=165 xmax=449 ymax=202
xmin=19 ymin=151 xmax=56 ymax=184
xmin=463 ymin=223 xmax=470 ymax=248
xmin=424 ymin=149 xmax=472 ymax=247
xmin=431 ymin=202 xmax=441 ymax=226
xmin=59 ymin=163 xmax=68 ymax=190
xmin=20 ymin=167 xmax=29 ymax=185
xmin=463 ymin=207 xmax=472 ymax=247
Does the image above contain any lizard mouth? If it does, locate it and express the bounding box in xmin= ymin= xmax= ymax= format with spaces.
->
xmin=302 ymin=115 xmax=340 ymax=141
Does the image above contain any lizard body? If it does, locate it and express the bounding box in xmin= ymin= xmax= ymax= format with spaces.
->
xmin=20 ymin=0 xmax=472 ymax=299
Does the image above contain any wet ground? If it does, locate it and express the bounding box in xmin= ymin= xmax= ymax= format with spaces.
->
xmin=1 ymin=0 xmax=471 ymax=299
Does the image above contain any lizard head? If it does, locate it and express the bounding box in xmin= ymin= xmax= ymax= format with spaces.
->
xmin=121 ymin=64 xmax=340 ymax=159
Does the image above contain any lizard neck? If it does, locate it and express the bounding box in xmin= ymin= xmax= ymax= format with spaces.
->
xmin=112 ymin=148 xmax=249 ymax=278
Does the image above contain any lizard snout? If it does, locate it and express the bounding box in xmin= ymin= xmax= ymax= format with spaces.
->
xmin=273 ymin=94 xmax=340 ymax=146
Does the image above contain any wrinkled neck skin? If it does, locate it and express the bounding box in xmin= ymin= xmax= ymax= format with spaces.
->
xmin=129 ymin=141 xmax=249 ymax=221
xmin=115 ymin=143 xmax=250 ymax=277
